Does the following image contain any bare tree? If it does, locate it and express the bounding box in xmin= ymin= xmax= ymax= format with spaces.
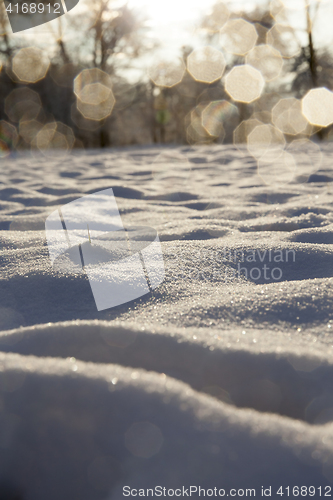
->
xmin=0 ymin=2 xmax=14 ymax=60
xmin=66 ymin=0 xmax=150 ymax=73
xmin=291 ymin=1 xmax=333 ymax=94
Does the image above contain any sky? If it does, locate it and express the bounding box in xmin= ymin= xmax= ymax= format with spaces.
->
xmin=127 ymin=0 xmax=259 ymax=25
xmin=127 ymin=0 xmax=259 ymax=53
xmin=125 ymin=0 xmax=333 ymax=48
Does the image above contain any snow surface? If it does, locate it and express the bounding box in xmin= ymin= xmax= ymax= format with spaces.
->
xmin=1 ymin=144 xmax=333 ymax=498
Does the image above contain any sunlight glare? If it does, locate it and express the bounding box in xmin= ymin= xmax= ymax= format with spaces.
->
xmin=128 ymin=0 xmax=217 ymax=25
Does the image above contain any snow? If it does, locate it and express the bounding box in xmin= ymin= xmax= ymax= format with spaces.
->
xmin=1 ymin=144 xmax=333 ymax=498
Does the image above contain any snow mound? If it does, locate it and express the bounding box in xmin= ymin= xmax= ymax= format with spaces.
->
xmin=1 ymin=145 xmax=333 ymax=498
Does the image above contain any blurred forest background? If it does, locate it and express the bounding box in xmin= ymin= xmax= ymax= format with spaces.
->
xmin=0 ymin=0 xmax=332 ymax=154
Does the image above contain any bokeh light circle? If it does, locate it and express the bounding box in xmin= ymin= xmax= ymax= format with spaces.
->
xmin=220 ymin=18 xmax=258 ymax=55
xmin=272 ymin=98 xmax=308 ymax=135
xmin=225 ymin=65 xmax=265 ymax=103
xmin=245 ymin=44 xmax=283 ymax=82
xmin=302 ymin=88 xmax=333 ymax=128
xmin=187 ymin=46 xmax=226 ymax=84
xmin=35 ymin=122 xmax=75 ymax=158
xmin=74 ymin=68 xmax=115 ymax=121
xmin=12 ymin=47 xmax=49 ymax=83
xmin=148 ymin=59 xmax=186 ymax=88
xmin=266 ymin=24 xmax=301 ymax=59
xmin=202 ymin=100 xmax=238 ymax=137
xmin=247 ymin=124 xmax=285 ymax=160
xmin=5 ymin=87 xmax=41 ymax=123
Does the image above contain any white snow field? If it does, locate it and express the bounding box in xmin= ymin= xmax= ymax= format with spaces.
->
xmin=1 ymin=144 xmax=333 ymax=498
